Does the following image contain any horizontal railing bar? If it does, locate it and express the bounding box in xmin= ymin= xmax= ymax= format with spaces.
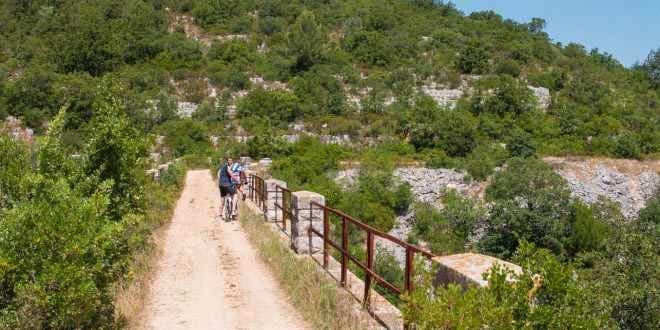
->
xmin=310 ymin=228 xmax=402 ymax=295
xmin=310 ymin=201 xmax=434 ymax=259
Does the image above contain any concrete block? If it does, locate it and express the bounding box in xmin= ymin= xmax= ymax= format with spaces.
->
xmin=291 ymin=191 xmax=325 ymax=254
xmin=265 ymin=179 xmax=287 ymax=221
xmin=432 ymin=253 xmax=522 ymax=289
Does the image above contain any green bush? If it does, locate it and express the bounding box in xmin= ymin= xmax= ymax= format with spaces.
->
xmin=403 ymin=242 xmax=611 ymax=329
xmin=463 ymin=143 xmax=508 ymax=180
xmin=479 ymin=157 xmax=573 ymax=258
xmin=158 ymin=119 xmax=211 ymax=157
xmin=237 ymin=88 xmax=301 ymax=125
xmin=410 ymin=103 xmax=479 ymax=157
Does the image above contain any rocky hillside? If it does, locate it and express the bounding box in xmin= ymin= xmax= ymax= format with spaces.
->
xmin=545 ymin=157 xmax=659 ymax=218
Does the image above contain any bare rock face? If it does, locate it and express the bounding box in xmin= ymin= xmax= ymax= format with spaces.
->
xmin=1 ymin=116 xmax=34 ymax=144
xmin=546 ymin=157 xmax=660 ymax=218
xmin=176 ymin=102 xmax=198 ymax=118
xmin=528 ymin=86 xmax=551 ymax=110
xmin=419 ymin=84 xmax=464 ymax=109
xmin=394 ymin=167 xmax=477 ymax=204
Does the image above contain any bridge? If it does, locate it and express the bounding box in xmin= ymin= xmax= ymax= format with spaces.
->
xmin=138 ymin=166 xmax=521 ymax=329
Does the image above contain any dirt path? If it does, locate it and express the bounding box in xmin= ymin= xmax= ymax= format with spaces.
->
xmin=139 ymin=170 xmax=310 ymax=330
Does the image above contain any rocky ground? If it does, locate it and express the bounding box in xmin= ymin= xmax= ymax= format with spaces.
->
xmin=545 ymin=157 xmax=660 ymax=218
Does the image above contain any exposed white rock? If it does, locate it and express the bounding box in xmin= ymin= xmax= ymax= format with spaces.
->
xmin=282 ymin=134 xmax=300 ymax=143
xmin=177 ymin=102 xmax=198 ymax=118
xmin=419 ymin=84 xmax=464 ymax=109
xmin=546 ymin=157 xmax=660 ymax=219
xmin=320 ymin=134 xmax=351 ymax=145
xmin=336 ymin=166 xmax=484 ymax=265
xmin=216 ymin=34 xmax=248 ymax=42
xmin=394 ymin=167 xmax=478 ymax=204
xmin=1 ymin=116 xmax=34 ymax=144
xmin=528 ymin=86 xmax=551 ymax=110
xmin=209 ymin=135 xmax=220 ymax=146
xmin=249 ymin=75 xmax=290 ymax=91
xmin=291 ymin=123 xmax=305 ymax=132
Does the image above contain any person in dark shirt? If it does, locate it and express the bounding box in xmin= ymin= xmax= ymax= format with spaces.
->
xmin=217 ymin=157 xmax=237 ymax=220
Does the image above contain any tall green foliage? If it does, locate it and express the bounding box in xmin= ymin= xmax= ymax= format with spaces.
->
xmin=403 ymin=242 xmax=611 ymax=329
xmin=480 ymin=158 xmax=573 ymax=258
xmin=85 ymin=80 xmax=147 ymax=218
xmin=288 ymin=10 xmax=326 ymax=72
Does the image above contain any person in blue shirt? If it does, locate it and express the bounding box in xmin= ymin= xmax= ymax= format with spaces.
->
xmin=229 ymin=159 xmax=246 ymax=201
xmin=217 ymin=157 xmax=237 ymax=220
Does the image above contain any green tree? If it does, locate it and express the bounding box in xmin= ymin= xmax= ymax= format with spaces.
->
xmin=410 ymin=97 xmax=478 ymax=157
xmin=480 ymin=157 xmax=573 ymax=258
xmin=237 ymin=88 xmax=301 ymax=125
xmin=37 ymin=106 xmax=76 ymax=178
xmin=642 ymin=47 xmax=660 ymax=88
xmin=288 ymin=10 xmax=326 ymax=72
xmin=84 ymin=80 xmax=147 ymax=219
xmin=527 ymin=17 xmax=546 ymax=34
xmin=506 ymin=128 xmax=536 ymax=158
xmin=0 ymin=136 xmax=31 ymax=210
xmin=472 ymin=76 xmax=537 ymax=116
xmin=403 ymin=242 xmax=610 ymax=329
xmin=457 ymin=41 xmax=489 ymax=74
xmin=158 ymin=119 xmax=210 ymax=157
xmin=192 ymin=0 xmax=248 ymax=28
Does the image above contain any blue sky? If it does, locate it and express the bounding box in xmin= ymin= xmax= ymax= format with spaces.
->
xmin=452 ymin=0 xmax=660 ymax=67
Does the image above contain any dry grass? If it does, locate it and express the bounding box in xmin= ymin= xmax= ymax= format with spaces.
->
xmin=113 ymin=176 xmax=186 ymax=329
xmin=238 ymin=205 xmax=376 ymax=330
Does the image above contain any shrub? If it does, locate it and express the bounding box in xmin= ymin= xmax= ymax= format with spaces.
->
xmin=158 ymin=119 xmax=211 ymax=157
xmin=410 ymin=103 xmax=479 ymax=157
xmin=237 ymin=88 xmax=301 ymax=125
xmin=0 ymin=136 xmax=31 ymax=210
xmin=471 ymin=76 xmax=537 ymax=116
xmin=479 ymin=158 xmax=573 ymax=258
xmin=495 ymin=59 xmax=521 ymax=77
xmin=85 ymin=80 xmax=148 ymax=219
xmin=463 ymin=143 xmax=508 ymax=180
xmin=402 ymin=242 xmax=611 ymax=329
xmin=457 ymin=41 xmax=489 ymax=74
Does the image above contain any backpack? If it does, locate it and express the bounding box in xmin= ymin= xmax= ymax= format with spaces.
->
xmin=218 ymin=164 xmax=232 ymax=187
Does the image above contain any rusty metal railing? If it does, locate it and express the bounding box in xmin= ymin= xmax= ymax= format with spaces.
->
xmin=308 ymin=201 xmax=435 ymax=310
xmin=273 ymin=185 xmax=293 ymax=233
xmin=248 ymin=174 xmax=266 ymax=214
xmin=246 ymin=172 xmax=436 ymax=325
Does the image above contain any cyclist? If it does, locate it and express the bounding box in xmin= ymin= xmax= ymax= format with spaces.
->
xmin=230 ymin=158 xmax=246 ymax=202
xmin=218 ymin=157 xmax=237 ymax=221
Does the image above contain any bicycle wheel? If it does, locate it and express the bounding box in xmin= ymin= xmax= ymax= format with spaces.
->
xmin=224 ymin=196 xmax=232 ymax=221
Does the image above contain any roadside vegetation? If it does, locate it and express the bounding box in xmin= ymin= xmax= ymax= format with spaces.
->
xmin=0 ymin=79 xmax=185 ymax=328
xmin=0 ymin=0 xmax=658 ymax=328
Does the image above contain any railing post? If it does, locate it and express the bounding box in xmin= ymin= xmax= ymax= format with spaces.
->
xmin=405 ymin=248 xmax=414 ymax=294
xmin=250 ymin=175 xmax=254 ymax=200
xmin=282 ymin=189 xmax=289 ymax=230
xmin=341 ymin=216 xmax=348 ymax=287
xmin=364 ymin=231 xmax=374 ymax=309
xmin=323 ymin=207 xmax=329 ymax=269
xmin=308 ymin=202 xmax=313 ymax=256
xmin=261 ymin=177 xmax=267 ymax=214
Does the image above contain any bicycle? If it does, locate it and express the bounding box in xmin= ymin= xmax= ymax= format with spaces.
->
xmin=222 ymin=188 xmax=237 ymax=221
